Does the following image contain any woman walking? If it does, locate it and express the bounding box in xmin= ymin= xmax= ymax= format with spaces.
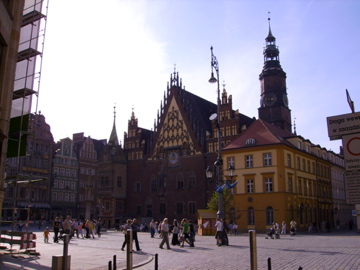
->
xmin=171 ymin=220 xmax=180 ymax=246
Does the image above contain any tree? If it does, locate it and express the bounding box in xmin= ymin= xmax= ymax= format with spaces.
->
xmin=207 ymin=188 xmax=235 ymax=220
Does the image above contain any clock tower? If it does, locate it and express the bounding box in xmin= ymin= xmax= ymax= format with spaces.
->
xmin=258 ymin=18 xmax=292 ymax=133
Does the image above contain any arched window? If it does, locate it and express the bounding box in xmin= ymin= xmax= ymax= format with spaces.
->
xmin=266 ymin=206 xmax=274 ymax=225
xmin=188 ymin=171 xmax=196 ymax=188
xmin=176 ymin=172 xmax=184 ymax=190
xmin=248 ymin=207 xmax=255 ymax=225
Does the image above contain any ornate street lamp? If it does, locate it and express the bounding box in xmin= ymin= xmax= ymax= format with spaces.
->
xmin=206 ymin=46 xmax=225 ymax=220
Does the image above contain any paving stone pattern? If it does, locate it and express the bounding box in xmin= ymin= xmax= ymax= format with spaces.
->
xmin=0 ymin=227 xmax=359 ymax=270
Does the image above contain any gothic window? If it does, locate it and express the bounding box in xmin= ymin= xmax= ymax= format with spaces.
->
xmin=188 ymin=172 xmax=196 ymax=188
xmin=176 ymin=172 xmax=184 ymax=190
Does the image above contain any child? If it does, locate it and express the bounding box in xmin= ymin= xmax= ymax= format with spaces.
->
xmin=44 ymin=227 xmax=50 ymax=243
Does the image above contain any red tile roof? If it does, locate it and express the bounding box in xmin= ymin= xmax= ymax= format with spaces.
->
xmin=224 ymin=119 xmax=294 ymax=150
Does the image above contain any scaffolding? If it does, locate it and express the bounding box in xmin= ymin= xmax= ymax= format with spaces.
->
xmin=1 ymin=0 xmax=49 ymax=254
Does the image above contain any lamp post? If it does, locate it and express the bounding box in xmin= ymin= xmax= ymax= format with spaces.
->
xmin=207 ymin=46 xmax=224 ymax=220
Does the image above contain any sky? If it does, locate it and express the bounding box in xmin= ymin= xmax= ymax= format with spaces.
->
xmin=37 ymin=0 xmax=360 ymax=153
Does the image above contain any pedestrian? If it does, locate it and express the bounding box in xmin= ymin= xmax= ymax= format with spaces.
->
xmin=180 ymin=218 xmax=191 ymax=247
xmin=188 ymin=220 xmax=195 ymax=247
xmin=131 ymin=218 xmax=142 ymax=251
xmin=149 ymin=220 xmax=156 ymax=238
xmin=43 ymin=227 xmax=50 ymax=243
xmin=281 ymin=221 xmax=287 ymax=235
xmin=85 ymin=219 xmax=90 ymax=238
xmin=121 ymin=219 xmax=132 ymax=251
xmin=72 ymin=219 xmax=79 ymax=238
xmin=96 ymin=219 xmax=102 ymax=237
xmin=53 ymin=217 xmax=61 ymax=243
xmin=63 ymin=215 xmax=72 ymax=235
xmin=233 ymin=223 xmax=238 ymax=235
xmin=154 ymin=221 xmax=159 ymax=237
xmin=159 ymin=218 xmax=171 ymax=249
xmin=222 ymin=218 xmax=229 ymax=245
xmin=215 ymin=218 xmax=223 ymax=246
xmin=171 ymin=220 xmax=180 ymax=246
xmin=78 ymin=222 xmax=84 ymax=238
xmin=89 ymin=220 xmax=96 ymax=238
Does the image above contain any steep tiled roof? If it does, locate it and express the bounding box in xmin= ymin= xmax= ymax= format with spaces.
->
xmin=224 ymin=119 xmax=294 ymax=150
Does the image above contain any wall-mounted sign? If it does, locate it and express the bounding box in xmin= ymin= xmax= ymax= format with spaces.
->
xmin=327 ymin=112 xmax=360 ymax=140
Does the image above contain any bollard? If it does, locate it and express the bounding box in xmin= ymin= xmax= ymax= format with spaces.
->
xmin=113 ymin=255 xmax=117 ymax=269
xmin=62 ymin=234 xmax=70 ymax=270
xmin=298 ymin=267 xmax=303 ymax=270
xmin=108 ymin=261 xmax=112 ymax=270
xmin=155 ymin=253 xmax=158 ymax=270
xmin=267 ymin=257 xmax=271 ymax=270
xmin=249 ymin=230 xmax=257 ymax=270
xmin=126 ymin=229 xmax=133 ymax=270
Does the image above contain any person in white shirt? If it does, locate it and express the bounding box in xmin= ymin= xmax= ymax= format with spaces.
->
xmin=215 ymin=218 xmax=223 ymax=246
xmin=159 ymin=218 xmax=171 ymax=249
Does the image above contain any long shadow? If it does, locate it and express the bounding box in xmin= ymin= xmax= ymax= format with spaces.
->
xmin=0 ymin=253 xmax=51 ymax=270
xmin=260 ymin=246 xmax=343 ymax=256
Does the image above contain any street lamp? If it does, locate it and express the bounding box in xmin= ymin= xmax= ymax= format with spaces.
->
xmin=206 ymin=46 xmax=225 ymax=220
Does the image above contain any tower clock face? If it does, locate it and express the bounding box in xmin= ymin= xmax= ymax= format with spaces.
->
xmin=263 ymin=92 xmax=277 ymax=107
xmin=168 ymin=151 xmax=179 ymax=166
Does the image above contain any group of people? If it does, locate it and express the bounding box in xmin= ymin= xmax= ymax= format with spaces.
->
xmin=51 ymin=215 xmax=102 ymax=243
xmin=120 ymin=217 xmax=196 ymax=251
xmin=266 ymin=219 xmax=297 ymax=239
xmin=151 ymin=217 xmax=196 ymax=249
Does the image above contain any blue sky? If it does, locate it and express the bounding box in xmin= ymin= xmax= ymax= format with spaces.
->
xmin=38 ymin=0 xmax=360 ymax=153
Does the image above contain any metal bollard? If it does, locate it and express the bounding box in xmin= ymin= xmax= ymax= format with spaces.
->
xmin=155 ymin=253 xmax=158 ymax=270
xmin=62 ymin=234 xmax=70 ymax=270
xmin=249 ymin=230 xmax=257 ymax=270
xmin=113 ymin=255 xmax=117 ymax=269
xmin=126 ymin=230 xmax=133 ymax=270
xmin=108 ymin=261 xmax=112 ymax=270
xmin=267 ymin=257 xmax=271 ymax=270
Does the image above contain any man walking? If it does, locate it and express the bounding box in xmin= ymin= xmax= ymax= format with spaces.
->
xmin=159 ymin=218 xmax=171 ymax=249
xmin=131 ymin=218 xmax=142 ymax=251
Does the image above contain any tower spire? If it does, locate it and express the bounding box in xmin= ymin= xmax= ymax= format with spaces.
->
xmin=258 ymin=17 xmax=292 ymax=133
xmin=108 ymin=105 xmax=119 ymax=146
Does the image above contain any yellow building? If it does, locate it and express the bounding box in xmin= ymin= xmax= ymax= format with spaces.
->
xmin=222 ymin=119 xmax=335 ymax=232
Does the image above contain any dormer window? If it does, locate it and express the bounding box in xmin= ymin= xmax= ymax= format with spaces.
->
xmin=245 ymin=138 xmax=256 ymax=146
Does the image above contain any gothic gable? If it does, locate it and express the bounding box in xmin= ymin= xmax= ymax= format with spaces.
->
xmin=152 ymin=97 xmax=197 ymax=159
